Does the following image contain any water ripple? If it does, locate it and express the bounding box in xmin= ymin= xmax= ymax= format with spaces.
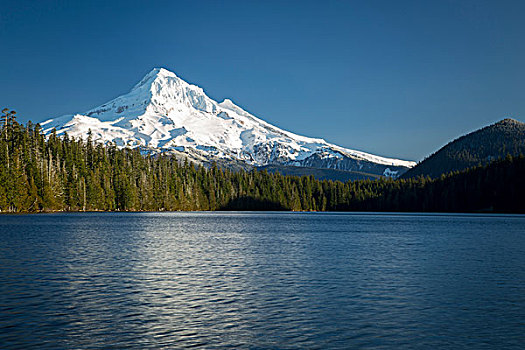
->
xmin=0 ymin=212 xmax=524 ymax=349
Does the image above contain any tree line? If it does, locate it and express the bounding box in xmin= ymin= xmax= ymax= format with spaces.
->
xmin=0 ymin=112 xmax=523 ymax=213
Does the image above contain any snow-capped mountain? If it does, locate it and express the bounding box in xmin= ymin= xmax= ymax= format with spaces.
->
xmin=41 ymin=68 xmax=415 ymax=177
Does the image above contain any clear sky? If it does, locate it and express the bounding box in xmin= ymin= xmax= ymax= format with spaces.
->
xmin=1 ymin=0 xmax=524 ymax=161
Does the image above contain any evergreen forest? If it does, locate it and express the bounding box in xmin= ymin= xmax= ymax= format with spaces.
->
xmin=1 ymin=112 xmax=524 ymax=213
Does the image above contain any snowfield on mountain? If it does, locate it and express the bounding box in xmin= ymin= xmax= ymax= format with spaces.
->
xmin=41 ymin=68 xmax=416 ymax=177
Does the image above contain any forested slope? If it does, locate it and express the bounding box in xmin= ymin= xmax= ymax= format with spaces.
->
xmin=403 ymin=118 xmax=525 ymax=179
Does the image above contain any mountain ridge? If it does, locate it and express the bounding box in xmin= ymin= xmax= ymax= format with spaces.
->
xmin=402 ymin=118 xmax=525 ymax=179
xmin=41 ymin=67 xmax=415 ymax=177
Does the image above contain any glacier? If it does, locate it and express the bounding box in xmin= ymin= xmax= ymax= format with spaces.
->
xmin=41 ymin=68 xmax=416 ymax=177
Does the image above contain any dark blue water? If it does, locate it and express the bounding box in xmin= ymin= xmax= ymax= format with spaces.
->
xmin=0 ymin=212 xmax=524 ymax=349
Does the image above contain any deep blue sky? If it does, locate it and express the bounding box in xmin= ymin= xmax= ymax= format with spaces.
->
xmin=1 ymin=0 xmax=524 ymax=160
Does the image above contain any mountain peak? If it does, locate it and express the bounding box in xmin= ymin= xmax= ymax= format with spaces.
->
xmin=151 ymin=67 xmax=177 ymax=78
xmin=132 ymin=67 xmax=181 ymax=91
xmin=146 ymin=67 xmax=176 ymax=77
xmin=496 ymin=118 xmax=522 ymax=126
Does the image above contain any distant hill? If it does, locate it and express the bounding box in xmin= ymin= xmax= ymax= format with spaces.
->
xmin=258 ymin=164 xmax=383 ymax=182
xmin=402 ymin=118 xmax=525 ymax=179
xmin=164 ymin=155 xmax=383 ymax=182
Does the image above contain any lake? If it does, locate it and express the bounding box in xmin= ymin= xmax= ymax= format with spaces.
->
xmin=1 ymin=212 xmax=524 ymax=349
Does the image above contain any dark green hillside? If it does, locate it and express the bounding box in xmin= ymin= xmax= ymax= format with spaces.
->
xmin=403 ymin=118 xmax=525 ymax=179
